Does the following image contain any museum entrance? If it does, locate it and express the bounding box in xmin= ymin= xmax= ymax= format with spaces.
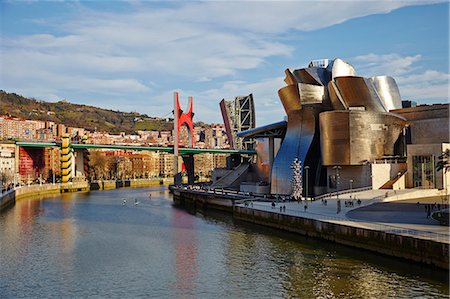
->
xmin=412 ymin=155 xmax=436 ymax=188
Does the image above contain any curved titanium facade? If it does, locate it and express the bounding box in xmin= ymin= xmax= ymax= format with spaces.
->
xmin=334 ymin=76 xmax=387 ymax=112
xmin=369 ymin=76 xmax=402 ymax=111
xmin=326 ymin=58 xmax=356 ymax=79
xmin=271 ymin=106 xmax=319 ymax=194
xmin=319 ymin=111 xmax=406 ymax=166
xmin=265 ymin=58 xmax=406 ymax=195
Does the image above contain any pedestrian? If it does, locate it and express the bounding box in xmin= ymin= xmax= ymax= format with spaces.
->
xmin=304 ymin=205 xmax=307 ymax=212
xmin=283 ymin=205 xmax=286 ymax=212
xmin=337 ymin=199 xmax=341 ymax=214
xmin=280 ymin=205 xmax=282 ymax=212
xmin=272 ymin=201 xmax=275 ymax=209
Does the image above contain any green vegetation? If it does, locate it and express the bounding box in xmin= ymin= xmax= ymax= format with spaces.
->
xmin=0 ymin=90 xmax=174 ymax=134
xmin=132 ymin=119 xmax=172 ymax=131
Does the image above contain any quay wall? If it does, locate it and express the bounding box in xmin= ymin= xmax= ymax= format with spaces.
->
xmin=1 ymin=178 xmax=174 ymax=212
xmin=172 ymin=189 xmax=235 ymax=212
xmin=172 ymin=188 xmax=449 ymax=269
xmin=90 ymin=178 xmax=173 ymax=190
xmin=1 ymin=184 xmax=63 ymax=211
xmin=234 ymin=206 xmax=449 ymax=269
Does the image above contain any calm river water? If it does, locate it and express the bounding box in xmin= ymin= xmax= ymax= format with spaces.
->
xmin=0 ymin=187 xmax=448 ymax=298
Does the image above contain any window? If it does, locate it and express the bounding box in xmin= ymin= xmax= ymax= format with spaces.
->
xmin=412 ymin=155 xmax=436 ymax=188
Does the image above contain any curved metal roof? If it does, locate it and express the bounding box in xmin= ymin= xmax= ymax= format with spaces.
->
xmin=237 ymin=120 xmax=287 ymax=138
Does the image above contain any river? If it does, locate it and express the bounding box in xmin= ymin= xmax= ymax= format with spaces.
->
xmin=0 ymin=187 xmax=448 ymax=298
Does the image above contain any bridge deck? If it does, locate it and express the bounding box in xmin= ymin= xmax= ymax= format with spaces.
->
xmin=15 ymin=141 xmax=256 ymax=155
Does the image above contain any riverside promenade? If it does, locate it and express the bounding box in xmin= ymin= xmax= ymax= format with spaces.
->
xmin=172 ymin=186 xmax=449 ymax=268
xmin=236 ymin=189 xmax=450 ymax=242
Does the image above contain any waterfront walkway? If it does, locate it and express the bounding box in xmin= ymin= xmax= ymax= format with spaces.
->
xmin=235 ymin=188 xmax=450 ymax=243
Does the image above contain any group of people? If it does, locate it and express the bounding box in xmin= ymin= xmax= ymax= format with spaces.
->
xmin=423 ymin=202 xmax=447 ymax=218
xmin=271 ymin=201 xmax=286 ymax=212
xmin=344 ymin=199 xmax=362 ymax=207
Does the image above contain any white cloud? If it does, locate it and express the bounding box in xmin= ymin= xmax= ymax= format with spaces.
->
xmin=352 ymin=53 xmax=422 ymax=76
xmin=1 ymin=1 xmax=447 ymax=124
xmin=350 ymin=53 xmax=449 ymax=103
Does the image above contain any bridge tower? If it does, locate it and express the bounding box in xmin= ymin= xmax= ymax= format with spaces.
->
xmin=173 ymin=91 xmax=195 ymax=185
xmin=60 ymin=134 xmax=73 ymax=183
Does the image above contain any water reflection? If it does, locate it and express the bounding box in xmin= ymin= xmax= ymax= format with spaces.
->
xmin=201 ymin=211 xmax=449 ymax=299
xmin=172 ymin=207 xmax=198 ymax=298
xmin=0 ymin=188 xmax=448 ymax=299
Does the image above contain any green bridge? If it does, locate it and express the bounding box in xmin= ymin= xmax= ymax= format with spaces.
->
xmin=15 ymin=141 xmax=256 ymax=155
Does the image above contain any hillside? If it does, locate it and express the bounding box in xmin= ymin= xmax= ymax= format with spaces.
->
xmin=0 ymin=90 xmax=174 ymax=134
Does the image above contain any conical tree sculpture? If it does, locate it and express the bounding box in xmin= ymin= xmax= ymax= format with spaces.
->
xmin=291 ymin=158 xmax=303 ymax=200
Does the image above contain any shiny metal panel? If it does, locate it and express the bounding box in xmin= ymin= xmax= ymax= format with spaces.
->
xmin=298 ymin=83 xmax=327 ymax=105
xmin=293 ymin=67 xmax=330 ymax=86
xmin=320 ymin=111 xmax=406 ymax=166
xmin=284 ymin=69 xmax=297 ymax=85
xmin=326 ymin=58 xmax=356 ymax=79
xmin=369 ymin=76 xmax=402 ymax=111
xmin=278 ymin=84 xmax=301 ymax=114
xmin=328 ymin=81 xmax=348 ymax=110
xmin=271 ymin=107 xmax=318 ymax=194
xmin=334 ymin=76 xmax=387 ymax=112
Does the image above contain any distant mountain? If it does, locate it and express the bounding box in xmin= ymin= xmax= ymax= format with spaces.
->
xmin=0 ymin=90 xmax=174 ymax=134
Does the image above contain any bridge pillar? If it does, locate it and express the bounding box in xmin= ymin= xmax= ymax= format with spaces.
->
xmin=74 ymin=149 xmax=85 ymax=178
xmin=226 ymin=154 xmax=242 ymax=169
xmin=61 ymin=134 xmax=73 ymax=183
xmin=182 ymin=154 xmax=195 ymax=185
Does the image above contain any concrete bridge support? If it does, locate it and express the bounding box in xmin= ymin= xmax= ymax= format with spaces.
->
xmin=61 ymin=134 xmax=73 ymax=183
xmin=182 ymin=154 xmax=195 ymax=185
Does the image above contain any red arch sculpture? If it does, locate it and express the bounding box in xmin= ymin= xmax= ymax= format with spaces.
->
xmin=174 ymin=92 xmax=195 ymax=148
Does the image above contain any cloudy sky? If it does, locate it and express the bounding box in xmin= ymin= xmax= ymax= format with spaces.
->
xmin=1 ymin=1 xmax=448 ymax=125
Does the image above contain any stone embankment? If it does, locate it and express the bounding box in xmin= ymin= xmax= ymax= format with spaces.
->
xmin=171 ymin=187 xmax=449 ymax=270
xmin=0 ymin=178 xmax=173 ymax=212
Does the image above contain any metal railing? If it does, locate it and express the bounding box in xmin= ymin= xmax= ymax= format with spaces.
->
xmin=246 ymin=202 xmax=450 ymax=244
xmin=314 ymin=186 xmax=373 ymax=201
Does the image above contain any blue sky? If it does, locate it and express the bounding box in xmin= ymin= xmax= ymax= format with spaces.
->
xmin=1 ymin=1 xmax=449 ymax=125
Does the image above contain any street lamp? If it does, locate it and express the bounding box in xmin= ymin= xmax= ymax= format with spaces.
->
xmin=304 ymin=166 xmax=309 ymax=203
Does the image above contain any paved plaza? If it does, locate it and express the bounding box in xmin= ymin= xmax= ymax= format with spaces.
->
xmin=236 ymin=189 xmax=450 ymax=243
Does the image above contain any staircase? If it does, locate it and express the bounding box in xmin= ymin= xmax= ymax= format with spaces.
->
xmin=210 ymin=163 xmax=250 ymax=189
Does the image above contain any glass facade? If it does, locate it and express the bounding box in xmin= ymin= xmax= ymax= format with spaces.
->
xmin=412 ymin=155 xmax=435 ymax=188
